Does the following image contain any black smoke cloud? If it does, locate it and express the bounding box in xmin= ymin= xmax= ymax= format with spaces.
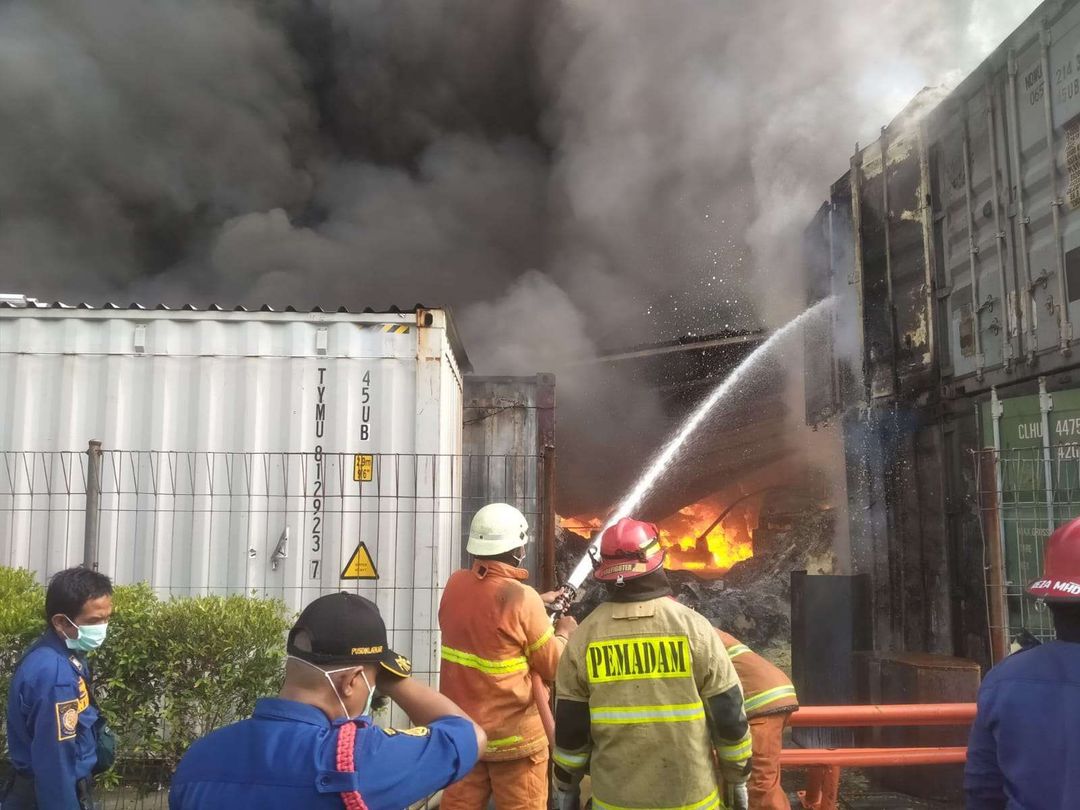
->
xmin=0 ymin=0 xmax=1037 ymax=508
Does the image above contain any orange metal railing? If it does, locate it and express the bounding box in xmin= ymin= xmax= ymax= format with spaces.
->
xmin=779 ymin=703 xmax=977 ymax=810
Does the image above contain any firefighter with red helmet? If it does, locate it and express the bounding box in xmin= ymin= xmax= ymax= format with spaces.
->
xmin=553 ymin=518 xmax=751 ymax=810
xmin=966 ymin=515 xmax=1080 ymax=808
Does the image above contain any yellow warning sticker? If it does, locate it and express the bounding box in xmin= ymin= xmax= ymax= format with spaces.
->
xmin=341 ymin=541 xmax=379 ymax=580
xmin=353 ymin=454 xmax=373 ymax=482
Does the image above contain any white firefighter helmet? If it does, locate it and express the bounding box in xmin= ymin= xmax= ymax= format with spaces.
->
xmin=467 ymin=503 xmax=530 ymax=556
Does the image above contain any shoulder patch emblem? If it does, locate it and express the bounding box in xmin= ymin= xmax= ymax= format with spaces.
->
xmin=56 ymin=700 xmax=80 ymax=741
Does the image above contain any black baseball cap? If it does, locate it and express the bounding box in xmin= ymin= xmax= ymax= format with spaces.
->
xmin=287 ymin=592 xmax=412 ymax=678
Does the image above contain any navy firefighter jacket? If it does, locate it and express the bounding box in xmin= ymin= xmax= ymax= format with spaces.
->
xmin=965 ymin=640 xmax=1080 ymax=810
xmin=6 ymin=630 xmax=100 ymax=809
xmin=168 ymin=698 xmax=479 ymax=810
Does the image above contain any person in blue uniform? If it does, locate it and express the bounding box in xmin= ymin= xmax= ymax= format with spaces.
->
xmin=965 ymin=516 xmax=1080 ymax=809
xmin=3 ymin=567 xmax=114 ymax=810
xmin=169 ymin=591 xmax=487 ymax=810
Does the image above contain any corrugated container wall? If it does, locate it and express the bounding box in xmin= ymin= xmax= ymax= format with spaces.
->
xmin=803 ymin=0 xmax=1080 ymax=664
xmin=462 ymin=375 xmax=555 ymax=588
xmin=927 ymin=0 xmax=1080 ymax=387
xmin=0 ymin=304 xmax=467 ymax=684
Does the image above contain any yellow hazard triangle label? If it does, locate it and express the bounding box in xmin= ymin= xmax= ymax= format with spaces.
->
xmin=341 ymin=542 xmax=379 ymax=580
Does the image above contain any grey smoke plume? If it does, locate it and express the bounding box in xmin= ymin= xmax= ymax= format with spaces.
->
xmin=0 ymin=0 xmax=1038 ymax=506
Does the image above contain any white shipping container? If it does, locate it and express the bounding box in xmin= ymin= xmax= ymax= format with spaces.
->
xmin=0 ymin=299 xmax=469 ymax=683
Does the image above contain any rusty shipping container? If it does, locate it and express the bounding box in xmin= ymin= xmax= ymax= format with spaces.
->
xmin=804 ymin=0 xmax=1080 ymax=664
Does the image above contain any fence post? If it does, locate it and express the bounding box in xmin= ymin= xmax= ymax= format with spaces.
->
xmin=541 ymin=444 xmax=557 ymax=592
xmin=536 ymin=373 xmax=557 ymax=592
xmin=84 ymin=440 xmax=103 ymax=571
xmin=979 ymin=450 xmax=1010 ymax=663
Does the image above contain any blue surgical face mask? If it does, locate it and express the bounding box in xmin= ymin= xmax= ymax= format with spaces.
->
xmin=288 ymin=656 xmax=374 ymax=719
xmin=64 ymin=616 xmax=108 ymax=652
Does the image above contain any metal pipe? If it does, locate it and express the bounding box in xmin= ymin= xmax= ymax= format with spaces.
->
xmin=83 ymin=440 xmax=103 ymax=571
xmin=962 ymin=108 xmax=985 ymax=379
xmin=1007 ymin=50 xmax=1037 ymax=361
xmin=780 ymin=747 xmax=968 ymax=768
xmin=880 ymin=126 xmax=901 ymax=394
xmin=568 ymin=332 xmax=764 ymax=365
xmin=788 ymin=703 xmax=976 ymax=728
xmin=1040 ymin=376 xmax=1055 ymax=530
xmin=1040 ymin=25 xmax=1073 ymax=352
xmin=990 ymin=388 xmax=1010 ymax=654
xmin=694 ymin=487 xmax=778 ymax=544
xmin=986 ymin=85 xmax=1015 ymax=370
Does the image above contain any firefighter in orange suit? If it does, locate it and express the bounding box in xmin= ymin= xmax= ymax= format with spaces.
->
xmin=438 ymin=503 xmax=578 ymax=810
xmin=552 ymin=518 xmax=752 ymax=810
xmin=716 ymin=630 xmax=798 ymax=810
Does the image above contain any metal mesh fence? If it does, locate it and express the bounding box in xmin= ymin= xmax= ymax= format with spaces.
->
xmin=1 ymin=448 xmax=543 ymax=808
xmin=972 ymin=445 xmax=1080 ymax=649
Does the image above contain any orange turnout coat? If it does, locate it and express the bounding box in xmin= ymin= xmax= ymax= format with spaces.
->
xmin=439 ymin=560 xmax=565 ymax=761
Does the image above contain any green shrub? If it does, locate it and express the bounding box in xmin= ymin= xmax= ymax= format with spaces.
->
xmin=154 ymin=593 xmax=290 ymax=767
xmin=0 ymin=568 xmax=46 ymax=759
xmin=92 ymin=583 xmax=169 ymax=763
xmin=0 ymin=568 xmax=292 ymax=780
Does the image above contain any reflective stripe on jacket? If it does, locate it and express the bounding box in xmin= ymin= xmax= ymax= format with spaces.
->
xmin=716 ymin=630 xmax=798 ymax=718
xmin=438 ymin=560 xmax=564 ymax=761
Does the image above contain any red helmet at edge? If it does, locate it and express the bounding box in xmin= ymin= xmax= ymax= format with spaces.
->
xmin=1027 ymin=516 xmax=1080 ymax=602
xmin=594 ymin=518 xmax=665 ymax=583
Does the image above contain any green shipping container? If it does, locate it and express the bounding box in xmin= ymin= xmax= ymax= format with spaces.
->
xmin=980 ymin=386 xmax=1080 ymax=638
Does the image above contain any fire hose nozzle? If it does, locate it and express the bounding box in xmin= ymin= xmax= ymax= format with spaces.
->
xmin=547 ymin=584 xmax=578 ymax=621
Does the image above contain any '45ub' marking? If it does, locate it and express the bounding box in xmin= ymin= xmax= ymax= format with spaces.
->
xmin=586 ymin=636 xmax=691 ymax=683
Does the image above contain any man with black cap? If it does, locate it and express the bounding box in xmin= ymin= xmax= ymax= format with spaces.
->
xmin=169 ymin=592 xmax=486 ymax=810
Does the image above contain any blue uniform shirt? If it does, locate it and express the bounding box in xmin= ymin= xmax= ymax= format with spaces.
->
xmin=169 ymin=698 xmax=479 ymax=810
xmin=965 ymin=641 xmax=1080 ymax=810
xmin=6 ymin=631 xmax=99 ymax=809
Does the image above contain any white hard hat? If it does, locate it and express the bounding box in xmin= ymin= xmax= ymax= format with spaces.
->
xmin=467 ymin=503 xmax=530 ymax=556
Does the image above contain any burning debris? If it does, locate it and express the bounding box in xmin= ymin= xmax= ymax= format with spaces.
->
xmin=556 ymin=496 xmax=836 ymax=655
xmin=563 ymin=493 xmax=756 ymax=579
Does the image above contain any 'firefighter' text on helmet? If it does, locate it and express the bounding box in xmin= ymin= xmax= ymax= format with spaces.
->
xmin=467 ymin=503 xmax=530 ymax=557
xmin=1028 ymin=515 xmax=1080 ymax=602
xmin=593 ymin=517 xmax=665 ymax=584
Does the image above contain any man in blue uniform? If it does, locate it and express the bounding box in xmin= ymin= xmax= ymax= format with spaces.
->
xmin=3 ymin=567 xmax=114 ymax=810
xmin=966 ymin=515 xmax=1080 ymax=809
xmin=170 ymin=592 xmax=486 ymax=810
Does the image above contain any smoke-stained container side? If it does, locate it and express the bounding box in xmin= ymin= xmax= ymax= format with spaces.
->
xmin=0 ymin=303 xmax=467 ymax=684
xmin=803 ymin=0 xmax=1080 ymax=666
xmin=462 ymin=374 xmax=556 ymax=587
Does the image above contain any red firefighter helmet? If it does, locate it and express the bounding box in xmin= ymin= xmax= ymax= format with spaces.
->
xmin=593 ymin=518 xmax=665 ymax=583
xmin=1027 ymin=516 xmax=1080 ymax=602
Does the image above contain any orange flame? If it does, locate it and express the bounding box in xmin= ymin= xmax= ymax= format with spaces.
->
xmin=561 ymin=495 xmax=755 ymax=579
